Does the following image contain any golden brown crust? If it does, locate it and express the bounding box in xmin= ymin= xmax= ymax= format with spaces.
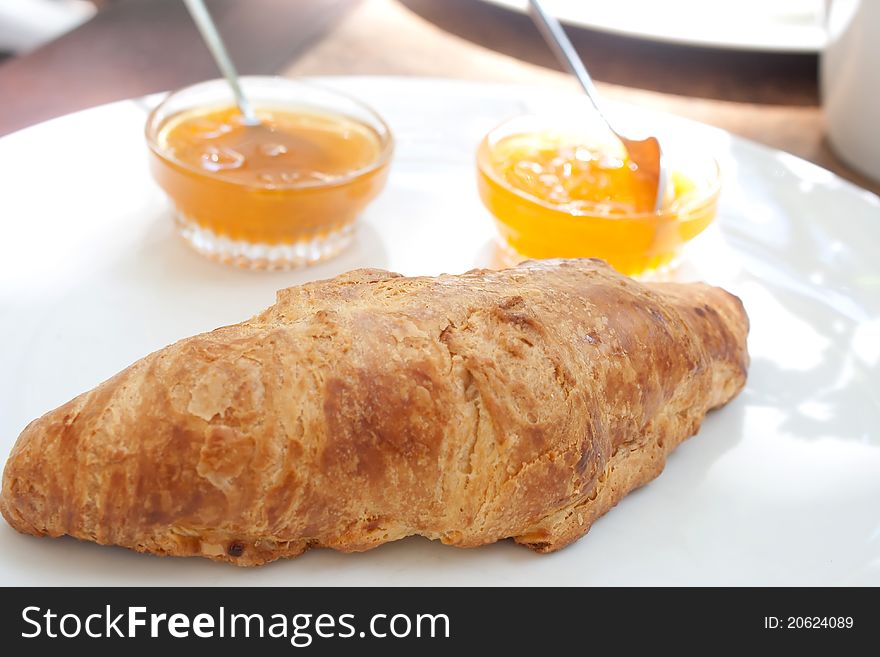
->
xmin=0 ymin=259 xmax=748 ymax=566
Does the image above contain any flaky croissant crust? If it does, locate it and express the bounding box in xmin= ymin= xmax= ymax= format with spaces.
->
xmin=1 ymin=259 xmax=748 ymax=565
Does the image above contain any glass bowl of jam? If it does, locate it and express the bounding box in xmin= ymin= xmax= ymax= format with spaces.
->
xmin=146 ymin=77 xmax=393 ymax=270
xmin=476 ymin=114 xmax=721 ymax=277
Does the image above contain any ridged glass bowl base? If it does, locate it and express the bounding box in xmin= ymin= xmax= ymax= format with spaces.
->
xmin=495 ymin=238 xmax=683 ymax=280
xmin=174 ymin=213 xmax=354 ymax=271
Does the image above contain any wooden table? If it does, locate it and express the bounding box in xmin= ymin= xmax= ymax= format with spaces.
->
xmin=2 ymin=0 xmax=877 ymax=195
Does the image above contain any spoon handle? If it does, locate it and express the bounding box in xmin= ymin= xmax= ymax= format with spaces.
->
xmin=527 ymin=0 xmax=602 ymax=116
xmin=182 ymin=0 xmax=259 ymax=125
xmin=527 ymin=0 xmax=667 ymax=212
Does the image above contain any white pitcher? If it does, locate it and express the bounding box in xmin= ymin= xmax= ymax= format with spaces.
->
xmin=821 ymin=0 xmax=880 ymax=183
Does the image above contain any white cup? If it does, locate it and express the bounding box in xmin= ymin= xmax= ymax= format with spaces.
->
xmin=821 ymin=0 xmax=880 ymax=182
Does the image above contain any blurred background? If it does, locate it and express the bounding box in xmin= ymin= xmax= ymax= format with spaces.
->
xmin=0 ymin=0 xmax=875 ymax=193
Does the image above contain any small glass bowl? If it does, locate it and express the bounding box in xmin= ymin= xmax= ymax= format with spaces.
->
xmin=476 ymin=114 xmax=721 ymax=277
xmin=146 ymin=77 xmax=393 ymax=270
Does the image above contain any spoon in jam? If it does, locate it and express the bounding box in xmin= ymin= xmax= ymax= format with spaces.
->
xmin=183 ymin=0 xmax=260 ymax=127
xmin=527 ymin=0 xmax=669 ymax=212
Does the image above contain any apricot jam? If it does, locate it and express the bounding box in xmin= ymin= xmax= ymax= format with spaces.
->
xmin=147 ymin=79 xmax=392 ymax=270
xmin=477 ymin=121 xmax=720 ymax=277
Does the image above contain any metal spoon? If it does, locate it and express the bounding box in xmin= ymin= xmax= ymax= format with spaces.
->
xmin=527 ymin=0 xmax=668 ymax=212
xmin=182 ymin=0 xmax=260 ymax=126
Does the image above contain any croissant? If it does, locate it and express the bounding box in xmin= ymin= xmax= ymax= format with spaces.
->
xmin=1 ymin=259 xmax=748 ymax=566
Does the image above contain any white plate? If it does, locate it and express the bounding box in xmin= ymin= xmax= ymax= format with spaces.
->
xmin=479 ymin=0 xmax=826 ymax=53
xmin=0 ymin=77 xmax=878 ymax=586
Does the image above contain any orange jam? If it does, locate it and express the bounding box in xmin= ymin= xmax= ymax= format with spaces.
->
xmin=148 ymin=105 xmax=390 ymax=247
xmin=477 ymin=127 xmax=719 ymax=276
